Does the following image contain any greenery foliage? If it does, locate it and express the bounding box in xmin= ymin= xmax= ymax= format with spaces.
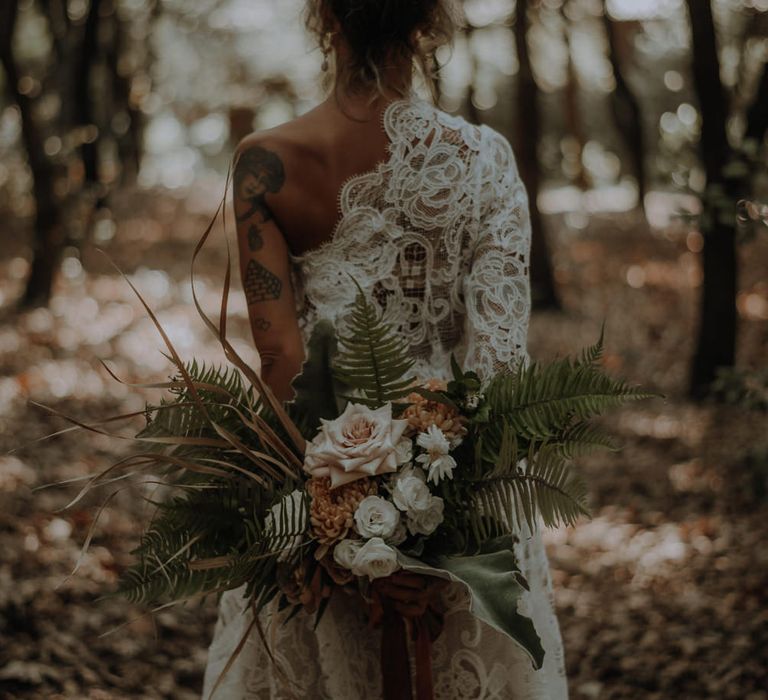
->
xmin=333 ymin=281 xmax=415 ymax=408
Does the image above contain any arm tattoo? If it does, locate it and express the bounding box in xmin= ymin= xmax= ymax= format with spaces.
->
xmin=234 ymin=145 xmax=286 ymax=223
xmin=244 ymin=259 xmax=282 ymax=305
xmin=252 ymin=317 xmax=271 ymax=332
xmin=248 ymin=224 xmax=264 ymax=251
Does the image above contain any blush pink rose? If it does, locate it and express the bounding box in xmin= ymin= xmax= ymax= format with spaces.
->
xmin=303 ymin=402 xmax=408 ymax=489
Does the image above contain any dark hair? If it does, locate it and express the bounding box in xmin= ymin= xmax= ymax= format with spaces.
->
xmin=305 ymin=0 xmax=458 ymax=97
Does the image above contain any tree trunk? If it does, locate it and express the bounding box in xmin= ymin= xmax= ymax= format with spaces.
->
xmin=75 ymin=0 xmax=103 ymax=191
xmin=685 ymin=0 xmax=738 ymax=399
xmin=561 ymin=1 xmax=590 ymax=191
xmin=105 ymin=3 xmax=143 ymax=185
xmin=602 ymin=2 xmax=646 ymax=211
xmin=1 ymin=0 xmax=64 ymax=308
xmin=515 ymin=0 xmax=560 ymax=310
xmin=745 ymin=59 xmax=768 ymax=145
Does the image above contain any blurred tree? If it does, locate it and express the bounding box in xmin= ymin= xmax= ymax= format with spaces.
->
xmin=103 ymin=0 xmax=150 ymax=186
xmin=1 ymin=0 xmax=63 ymax=308
xmin=0 ymin=0 xmax=152 ymax=308
xmin=684 ymin=0 xmax=758 ymax=399
xmin=561 ymin=0 xmax=590 ymax=191
xmin=686 ymin=0 xmax=735 ymax=398
xmin=514 ymin=0 xmax=560 ymax=310
xmin=601 ymin=1 xmax=645 ymax=213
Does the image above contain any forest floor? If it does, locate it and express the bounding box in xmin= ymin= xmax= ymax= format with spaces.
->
xmin=0 ymin=185 xmax=766 ymax=700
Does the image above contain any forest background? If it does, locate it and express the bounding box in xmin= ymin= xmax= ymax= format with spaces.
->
xmin=0 ymin=0 xmax=766 ymax=698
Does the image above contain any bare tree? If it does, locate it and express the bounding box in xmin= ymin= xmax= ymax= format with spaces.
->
xmin=514 ymin=0 xmax=560 ymax=310
xmin=1 ymin=0 xmax=64 ymax=308
xmin=685 ymin=0 xmax=738 ymax=398
xmin=561 ymin=0 xmax=590 ymax=191
xmin=602 ymin=1 xmax=646 ymax=211
xmin=1 ymin=0 xmax=153 ymax=307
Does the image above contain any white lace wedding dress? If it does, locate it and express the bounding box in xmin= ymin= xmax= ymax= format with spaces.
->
xmin=202 ymin=97 xmax=568 ymax=699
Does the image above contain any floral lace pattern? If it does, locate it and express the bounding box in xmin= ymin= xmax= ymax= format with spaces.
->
xmin=203 ymin=98 xmax=568 ymax=699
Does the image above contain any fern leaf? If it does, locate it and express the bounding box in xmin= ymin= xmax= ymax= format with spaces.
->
xmin=486 ymin=359 xmax=655 ymax=441
xmin=333 ymin=281 xmax=415 ymax=406
xmin=467 ymin=447 xmax=589 ymax=535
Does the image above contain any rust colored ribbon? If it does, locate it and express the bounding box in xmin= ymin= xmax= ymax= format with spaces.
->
xmin=368 ymin=572 xmax=449 ymax=700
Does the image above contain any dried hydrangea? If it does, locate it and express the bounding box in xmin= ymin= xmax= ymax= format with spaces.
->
xmin=307 ymin=476 xmax=377 ymax=547
xmin=402 ymin=378 xmax=468 ymax=443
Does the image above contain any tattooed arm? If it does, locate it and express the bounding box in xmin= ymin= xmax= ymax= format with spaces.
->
xmin=233 ymin=140 xmax=304 ymax=402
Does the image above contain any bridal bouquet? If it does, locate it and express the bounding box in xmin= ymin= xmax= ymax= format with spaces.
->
xmin=50 ymin=256 xmax=652 ymax=695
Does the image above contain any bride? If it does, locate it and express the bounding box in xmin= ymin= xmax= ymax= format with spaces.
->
xmin=203 ymin=0 xmax=568 ymax=697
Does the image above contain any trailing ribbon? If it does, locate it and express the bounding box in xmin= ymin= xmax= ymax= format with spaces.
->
xmin=367 ymin=572 xmax=449 ymax=700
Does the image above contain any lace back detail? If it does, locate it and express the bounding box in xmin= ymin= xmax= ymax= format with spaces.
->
xmin=289 ymin=97 xmax=530 ymax=383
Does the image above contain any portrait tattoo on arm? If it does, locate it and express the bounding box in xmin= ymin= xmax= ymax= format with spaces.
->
xmin=234 ymin=146 xmax=286 ymax=223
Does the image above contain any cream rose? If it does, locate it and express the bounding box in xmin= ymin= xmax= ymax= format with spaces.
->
xmin=303 ymin=402 xmax=408 ymax=489
xmin=407 ymin=496 xmax=445 ymax=536
xmin=391 ymin=467 xmax=431 ymax=515
xmin=350 ymin=537 xmax=400 ymax=579
xmin=333 ymin=539 xmax=364 ymax=570
xmin=354 ymin=496 xmax=401 ymax=540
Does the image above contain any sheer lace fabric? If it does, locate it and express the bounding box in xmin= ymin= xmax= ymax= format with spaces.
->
xmin=203 ymin=98 xmax=568 ymax=699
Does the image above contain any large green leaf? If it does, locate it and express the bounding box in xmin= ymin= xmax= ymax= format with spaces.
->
xmin=399 ymin=536 xmax=545 ymax=669
xmin=287 ymin=320 xmax=346 ymax=432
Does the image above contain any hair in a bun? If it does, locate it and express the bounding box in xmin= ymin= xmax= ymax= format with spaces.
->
xmin=305 ymin=0 xmax=459 ymax=97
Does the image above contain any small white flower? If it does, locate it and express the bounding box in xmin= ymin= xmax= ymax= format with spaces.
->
xmin=333 ymin=539 xmax=364 ymax=570
xmin=265 ymin=490 xmax=307 ymax=562
xmin=407 ymin=496 xmax=445 ymax=536
xmin=415 ymin=425 xmax=456 ymax=484
xmin=391 ymin=467 xmax=431 ymax=514
xmin=416 ymin=425 xmax=451 ymax=458
xmin=350 ymin=537 xmax=400 ymax=579
xmin=394 ymin=438 xmax=413 ymax=465
xmin=465 ymin=393 xmax=482 ymax=410
xmin=425 ymin=454 xmax=457 ymax=485
xmin=354 ymin=496 xmax=401 ymax=540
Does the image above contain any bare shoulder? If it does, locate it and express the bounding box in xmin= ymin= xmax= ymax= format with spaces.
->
xmin=234 ymin=109 xmax=325 ymax=174
xmin=232 ymin=111 xmax=326 ymax=217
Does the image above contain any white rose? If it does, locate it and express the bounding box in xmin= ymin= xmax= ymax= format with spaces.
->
xmin=391 ymin=467 xmax=431 ymax=514
xmin=333 ymin=539 xmax=364 ymax=570
xmin=407 ymin=496 xmax=444 ymax=536
xmin=265 ymin=490 xmax=307 ymax=561
xmin=354 ymin=496 xmax=401 ymax=540
xmin=395 ymin=438 xmax=413 ymax=465
xmin=303 ymin=402 xmax=408 ymax=489
xmin=350 ymin=537 xmax=401 ymax=579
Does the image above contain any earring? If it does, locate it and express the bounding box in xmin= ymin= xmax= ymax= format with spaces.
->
xmin=321 ymin=31 xmax=334 ymax=72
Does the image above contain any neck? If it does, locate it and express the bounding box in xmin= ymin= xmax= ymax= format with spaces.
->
xmin=329 ymin=44 xmax=414 ymax=116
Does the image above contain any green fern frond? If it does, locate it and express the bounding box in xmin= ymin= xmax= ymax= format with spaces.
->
xmin=140 ymin=361 xmax=256 ymax=441
xmin=333 ymin=280 xmax=415 ymax=407
xmin=485 ymin=358 xmax=654 ymax=441
xmin=467 ymin=446 xmax=589 ymax=536
xmin=546 ymin=421 xmax=618 ymax=458
xmin=577 ymin=325 xmax=605 ymax=366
